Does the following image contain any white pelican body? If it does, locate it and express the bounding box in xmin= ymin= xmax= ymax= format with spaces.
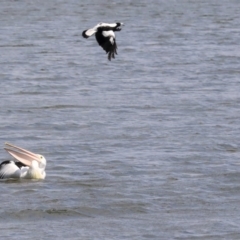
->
xmin=0 ymin=143 xmax=46 ymax=179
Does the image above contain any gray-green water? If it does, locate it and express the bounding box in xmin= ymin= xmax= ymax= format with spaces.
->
xmin=1 ymin=0 xmax=240 ymax=239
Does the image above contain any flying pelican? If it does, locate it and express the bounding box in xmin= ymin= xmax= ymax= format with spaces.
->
xmin=82 ymin=22 xmax=124 ymax=61
xmin=0 ymin=142 xmax=46 ymax=179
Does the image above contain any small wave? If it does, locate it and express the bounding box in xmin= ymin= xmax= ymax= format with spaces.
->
xmin=0 ymin=44 xmax=36 ymax=48
xmin=0 ymin=208 xmax=90 ymax=222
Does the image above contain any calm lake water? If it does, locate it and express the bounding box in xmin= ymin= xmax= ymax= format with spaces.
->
xmin=0 ymin=0 xmax=240 ymax=239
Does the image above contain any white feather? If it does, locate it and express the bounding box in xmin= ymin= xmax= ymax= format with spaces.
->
xmin=102 ymin=31 xmax=115 ymax=45
xmin=84 ymin=28 xmax=97 ymax=37
xmin=0 ymin=161 xmax=21 ymax=178
xmin=98 ymin=23 xmax=118 ymax=28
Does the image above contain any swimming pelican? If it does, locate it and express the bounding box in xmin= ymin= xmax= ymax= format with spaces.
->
xmin=0 ymin=142 xmax=46 ymax=179
xmin=82 ymin=22 xmax=124 ymax=61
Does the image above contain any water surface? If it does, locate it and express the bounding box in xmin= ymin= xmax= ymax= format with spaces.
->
xmin=0 ymin=0 xmax=240 ymax=239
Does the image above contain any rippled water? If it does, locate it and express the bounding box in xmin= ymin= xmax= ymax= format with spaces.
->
xmin=0 ymin=0 xmax=240 ymax=239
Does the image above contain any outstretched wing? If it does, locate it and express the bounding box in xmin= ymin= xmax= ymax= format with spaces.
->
xmin=95 ymin=31 xmax=117 ymax=61
xmin=82 ymin=28 xmax=97 ymax=38
xmin=82 ymin=23 xmax=103 ymax=38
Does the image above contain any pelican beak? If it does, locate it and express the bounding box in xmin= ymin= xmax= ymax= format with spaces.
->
xmin=4 ymin=142 xmax=42 ymax=167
